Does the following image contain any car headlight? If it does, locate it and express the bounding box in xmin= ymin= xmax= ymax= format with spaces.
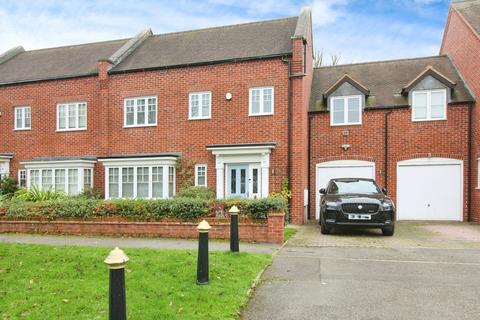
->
xmin=326 ymin=202 xmax=340 ymax=210
xmin=381 ymin=201 xmax=394 ymax=211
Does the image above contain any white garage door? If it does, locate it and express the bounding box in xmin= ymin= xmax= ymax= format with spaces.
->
xmin=316 ymin=160 xmax=375 ymax=219
xmin=397 ymin=158 xmax=463 ymax=221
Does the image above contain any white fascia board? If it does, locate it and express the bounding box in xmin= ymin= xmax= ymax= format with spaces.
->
xmin=207 ymin=146 xmax=275 ymax=156
xmin=20 ymin=159 xmax=97 ymax=169
xmin=98 ymin=157 xmax=178 ymax=167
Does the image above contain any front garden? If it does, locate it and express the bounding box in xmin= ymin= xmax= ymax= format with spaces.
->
xmin=0 ymin=243 xmax=271 ymax=319
xmin=0 ymin=177 xmax=289 ymax=243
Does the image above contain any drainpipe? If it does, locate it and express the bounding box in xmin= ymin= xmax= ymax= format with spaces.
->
xmin=384 ymin=110 xmax=393 ymax=191
xmin=307 ymin=114 xmax=312 ymax=220
xmin=468 ymin=102 xmax=473 ymax=222
xmin=282 ymin=57 xmax=292 ymax=204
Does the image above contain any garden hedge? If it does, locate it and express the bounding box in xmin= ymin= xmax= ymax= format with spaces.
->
xmin=0 ymin=196 xmax=287 ymax=221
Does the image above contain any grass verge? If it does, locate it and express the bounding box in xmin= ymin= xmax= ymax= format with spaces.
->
xmin=284 ymin=227 xmax=297 ymax=242
xmin=0 ymin=243 xmax=271 ymax=319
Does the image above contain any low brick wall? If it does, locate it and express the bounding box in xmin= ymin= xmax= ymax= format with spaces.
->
xmin=0 ymin=211 xmax=285 ymax=243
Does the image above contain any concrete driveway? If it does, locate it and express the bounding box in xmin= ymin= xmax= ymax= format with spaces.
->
xmin=242 ymin=222 xmax=480 ymax=320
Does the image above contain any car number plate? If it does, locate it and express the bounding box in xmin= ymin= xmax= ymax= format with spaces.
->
xmin=348 ymin=214 xmax=371 ymax=220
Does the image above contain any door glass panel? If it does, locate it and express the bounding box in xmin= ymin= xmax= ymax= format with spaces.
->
xmin=230 ymin=169 xmax=237 ymax=194
xmin=240 ymin=169 xmax=246 ymax=194
xmin=252 ymin=168 xmax=258 ymax=194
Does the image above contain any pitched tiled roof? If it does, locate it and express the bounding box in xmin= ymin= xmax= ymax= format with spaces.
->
xmin=111 ymin=17 xmax=298 ymax=73
xmin=310 ymin=55 xmax=475 ymax=112
xmin=0 ymin=39 xmax=129 ymax=85
xmin=453 ymin=0 xmax=480 ymax=35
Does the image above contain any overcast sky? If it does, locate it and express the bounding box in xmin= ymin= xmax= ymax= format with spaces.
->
xmin=0 ymin=0 xmax=451 ymax=65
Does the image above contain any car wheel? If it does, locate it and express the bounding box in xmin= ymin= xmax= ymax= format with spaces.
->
xmin=320 ymin=214 xmax=331 ymax=235
xmin=382 ymin=226 xmax=394 ymax=236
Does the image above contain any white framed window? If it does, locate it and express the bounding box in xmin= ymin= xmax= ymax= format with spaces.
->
xmin=330 ymin=95 xmax=362 ymax=126
xmin=57 ymin=102 xmax=87 ymax=131
xmin=83 ymin=168 xmax=92 ymax=190
xmin=189 ymin=92 xmax=211 ymax=120
xmin=14 ymin=106 xmax=31 ymax=130
xmin=195 ymin=164 xmax=207 ymax=187
xmin=105 ymin=164 xmax=175 ymax=199
xmin=18 ymin=169 xmax=26 ymax=187
xmin=124 ymin=96 xmax=157 ymax=127
xmin=412 ymin=89 xmax=447 ymax=121
xmin=25 ymin=167 xmax=91 ymax=195
xmin=249 ymin=87 xmax=274 ymax=116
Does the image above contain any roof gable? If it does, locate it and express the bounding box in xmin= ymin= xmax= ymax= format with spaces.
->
xmin=453 ymin=0 xmax=480 ymax=35
xmin=402 ymin=65 xmax=456 ymax=94
xmin=324 ymin=74 xmax=370 ymax=97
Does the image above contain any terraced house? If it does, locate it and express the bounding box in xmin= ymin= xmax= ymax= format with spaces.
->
xmin=1 ymin=1 xmax=479 ymax=224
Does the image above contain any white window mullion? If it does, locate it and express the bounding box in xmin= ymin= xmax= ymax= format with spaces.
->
xmin=133 ymin=167 xmax=138 ymax=198
xmin=148 ymin=167 xmax=153 ymax=199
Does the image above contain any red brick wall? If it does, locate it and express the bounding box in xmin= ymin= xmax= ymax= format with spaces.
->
xmin=0 ymin=58 xmax=290 ymax=198
xmin=441 ymin=7 xmax=480 ymax=222
xmin=289 ymin=13 xmax=314 ymax=224
xmin=309 ymin=105 xmax=470 ymax=221
xmin=0 ymin=211 xmax=285 ymax=243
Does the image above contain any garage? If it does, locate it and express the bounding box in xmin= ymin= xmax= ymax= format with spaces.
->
xmin=316 ymin=160 xmax=375 ymax=219
xmin=396 ymin=158 xmax=463 ymax=221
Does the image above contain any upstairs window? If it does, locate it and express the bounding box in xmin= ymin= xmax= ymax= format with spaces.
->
xmin=14 ymin=106 xmax=31 ymax=130
xmin=249 ymin=87 xmax=274 ymax=116
xmin=189 ymin=92 xmax=211 ymax=120
xmin=330 ymin=95 xmax=362 ymax=126
xmin=124 ymin=96 xmax=157 ymax=127
xmin=195 ymin=164 xmax=207 ymax=187
xmin=412 ymin=89 xmax=447 ymax=121
xmin=57 ymin=102 xmax=87 ymax=131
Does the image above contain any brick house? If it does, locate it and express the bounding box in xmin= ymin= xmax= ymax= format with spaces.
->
xmin=441 ymin=0 xmax=480 ymax=222
xmin=309 ymin=56 xmax=474 ymax=221
xmin=0 ymin=8 xmax=312 ymax=224
xmin=1 ymin=3 xmax=480 ymax=224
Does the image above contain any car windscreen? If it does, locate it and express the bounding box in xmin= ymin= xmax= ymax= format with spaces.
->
xmin=329 ymin=180 xmax=381 ymax=194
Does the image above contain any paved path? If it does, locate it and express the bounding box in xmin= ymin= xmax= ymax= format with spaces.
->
xmin=243 ymin=222 xmax=480 ymax=320
xmin=0 ymin=234 xmax=279 ymax=254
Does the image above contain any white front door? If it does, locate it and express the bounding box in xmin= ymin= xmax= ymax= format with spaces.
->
xmin=316 ymin=160 xmax=376 ymax=219
xmin=397 ymin=158 xmax=463 ymax=221
xmin=226 ymin=163 xmax=261 ymax=198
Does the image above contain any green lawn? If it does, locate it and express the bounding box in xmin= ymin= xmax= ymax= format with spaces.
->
xmin=0 ymin=243 xmax=271 ymax=319
xmin=284 ymin=227 xmax=297 ymax=242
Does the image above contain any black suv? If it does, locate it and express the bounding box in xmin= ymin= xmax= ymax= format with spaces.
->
xmin=319 ymin=178 xmax=395 ymax=236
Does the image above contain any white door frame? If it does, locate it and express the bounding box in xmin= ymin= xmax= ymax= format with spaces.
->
xmin=315 ymin=160 xmax=376 ymax=219
xmin=396 ymin=157 xmax=463 ymax=221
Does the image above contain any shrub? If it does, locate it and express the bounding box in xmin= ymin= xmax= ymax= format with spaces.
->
xmin=0 ymin=176 xmax=18 ymax=198
xmin=246 ymin=196 xmax=288 ymax=219
xmin=176 ymin=186 xmax=215 ymax=200
xmin=13 ymin=186 xmax=66 ymax=202
xmin=74 ymin=187 xmax=103 ymax=199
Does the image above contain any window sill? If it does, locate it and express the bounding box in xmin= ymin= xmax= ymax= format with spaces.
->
xmin=330 ymin=122 xmax=362 ymax=127
xmin=188 ymin=117 xmax=211 ymax=121
xmin=56 ymin=128 xmax=87 ymax=132
xmin=412 ymin=118 xmax=447 ymax=122
xmin=14 ymin=128 xmax=31 ymax=131
xmin=248 ymin=113 xmax=274 ymax=117
xmin=123 ymin=124 xmax=157 ymax=128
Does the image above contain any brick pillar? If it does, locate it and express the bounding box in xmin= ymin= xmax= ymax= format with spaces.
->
xmin=267 ymin=210 xmax=285 ymax=243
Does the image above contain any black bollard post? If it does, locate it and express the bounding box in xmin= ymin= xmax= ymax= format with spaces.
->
xmin=197 ymin=220 xmax=211 ymax=285
xmin=104 ymin=247 xmax=129 ymax=320
xmin=229 ymin=205 xmax=240 ymax=252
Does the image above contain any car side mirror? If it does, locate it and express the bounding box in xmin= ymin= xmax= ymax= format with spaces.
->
xmin=382 ymin=188 xmax=387 ymax=195
xmin=319 ymin=188 xmax=326 ymax=195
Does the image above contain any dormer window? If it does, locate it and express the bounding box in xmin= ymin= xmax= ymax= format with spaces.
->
xmin=412 ymin=89 xmax=447 ymax=121
xmin=330 ymin=95 xmax=362 ymax=126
